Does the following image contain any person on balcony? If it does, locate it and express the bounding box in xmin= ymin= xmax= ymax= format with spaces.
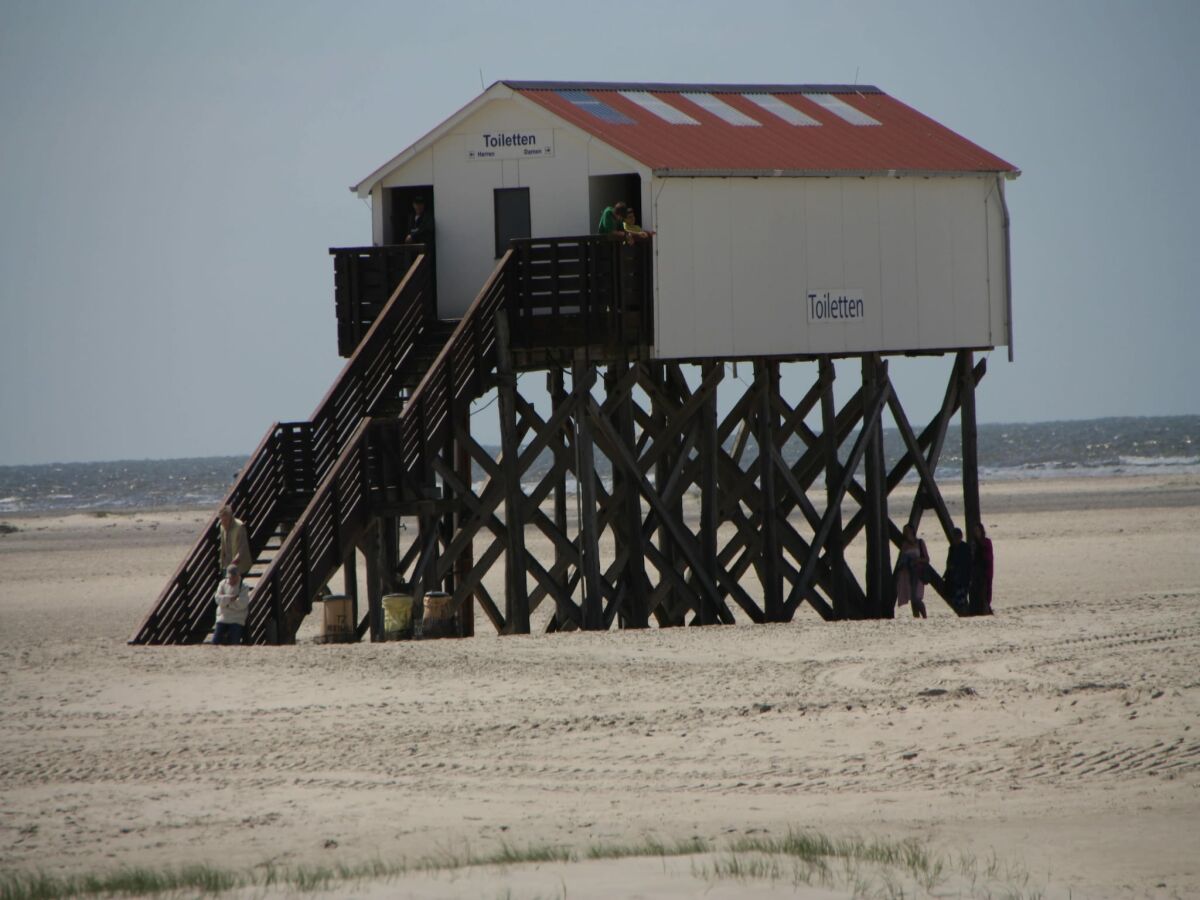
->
xmin=404 ymin=196 xmax=434 ymax=247
xmin=218 ymin=505 xmax=251 ymax=577
xmin=621 ymin=209 xmax=653 ymax=241
xmin=213 ymin=564 xmax=250 ymax=645
xmin=597 ymin=200 xmax=627 ymax=235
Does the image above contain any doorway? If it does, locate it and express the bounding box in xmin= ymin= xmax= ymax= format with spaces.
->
xmin=493 ymin=187 xmax=531 ymax=258
xmin=588 ymin=173 xmax=642 ymax=232
xmin=386 ymin=185 xmax=434 ymax=245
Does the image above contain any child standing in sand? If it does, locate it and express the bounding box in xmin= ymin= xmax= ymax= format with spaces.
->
xmin=213 ymin=564 xmax=250 ymax=645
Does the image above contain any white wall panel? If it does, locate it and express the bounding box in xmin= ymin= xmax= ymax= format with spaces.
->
xmin=877 ymin=179 xmax=920 ymax=349
xmin=654 ymin=175 xmax=1006 ymax=359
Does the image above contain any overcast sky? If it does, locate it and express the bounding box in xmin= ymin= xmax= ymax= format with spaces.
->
xmin=1 ymin=0 xmax=1197 ymax=466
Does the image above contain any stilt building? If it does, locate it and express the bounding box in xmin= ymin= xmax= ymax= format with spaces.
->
xmin=133 ymin=81 xmax=1018 ymax=644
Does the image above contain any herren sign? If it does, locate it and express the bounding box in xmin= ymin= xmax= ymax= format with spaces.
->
xmin=467 ymin=131 xmax=555 ymax=161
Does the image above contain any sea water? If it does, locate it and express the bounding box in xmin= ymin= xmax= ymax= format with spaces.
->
xmin=0 ymin=416 xmax=1196 ymax=515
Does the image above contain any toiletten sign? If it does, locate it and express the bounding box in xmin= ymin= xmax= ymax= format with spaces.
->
xmin=467 ymin=130 xmax=554 ymax=161
xmin=806 ymin=289 xmax=868 ymax=324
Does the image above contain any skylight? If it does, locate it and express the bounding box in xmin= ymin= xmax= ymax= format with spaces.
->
xmin=802 ymin=93 xmax=881 ymax=126
xmin=680 ymin=92 xmax=761 ymax=126
xmin=741 ymin=93 xmax=821 ymax=126
xmin=618 ymin=91 xmax=699 ymax=125
xmin=556 ymin=90 xmax=634 ymax=125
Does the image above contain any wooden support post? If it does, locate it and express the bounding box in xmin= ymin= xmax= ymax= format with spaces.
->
xmin=377 ymin=517 xmax=399 ymax=641
xmin=549 ymin=368 xmax=573 ymax=629
xmin=454 ymin=402 xmax=475 ymax=637
xmin=495 ymin=311 xmax=530 ymax=634
xmin=573 ymin=355 xmax=604 ymax=630
xmin=819 ymin=357 xmax=848 ymax=619
xmin=756 ymin=361 xmax=784 ymax=621
xmin=651 ymin=363 xmax=684 ymax=625
xmin=699 ymin=361 xmax=721 ymax=625
xmin=862 ymin=354 xmax=893 ymax=618
xmin=361 ymin=519 xmax=384 ymax=642
xmin=342 ymin=544 xmax=358 ymax=635
xmin=959 ymin=350 xmax=981 ymax=539
xmin=611 ymin=361 xmax=649 ymax=628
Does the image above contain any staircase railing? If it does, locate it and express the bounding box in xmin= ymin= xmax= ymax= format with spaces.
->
xmin=246 ymin=250 xmax=515 ymax=643
xmin=331 ymin=244 xmax=430 ymax=357
xmin=130 ymin=254 xmax=435 ymax=644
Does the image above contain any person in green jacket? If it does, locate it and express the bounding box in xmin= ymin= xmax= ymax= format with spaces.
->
xmin=597 ymin=201 xmax=628 ymax=235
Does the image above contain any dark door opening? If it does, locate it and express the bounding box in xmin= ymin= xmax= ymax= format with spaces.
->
xmin=494 ymin=187 xmax=531 ymax=258
xmin=588 ymin=173 xmax=642 ymax=233
xmin=386 ymin=186 xmax=434 ymax=246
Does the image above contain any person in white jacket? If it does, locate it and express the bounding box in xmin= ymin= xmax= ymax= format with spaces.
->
xmin=213 ymin=564 xmax=250 ymax=645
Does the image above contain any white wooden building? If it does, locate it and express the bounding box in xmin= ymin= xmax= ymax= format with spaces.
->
xmin=353 ymin=81 xmax=1018 ymax=360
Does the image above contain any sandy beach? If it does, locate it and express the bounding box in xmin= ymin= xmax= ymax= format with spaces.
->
xmin=1 ymin=473 xmax=1197 ymax=898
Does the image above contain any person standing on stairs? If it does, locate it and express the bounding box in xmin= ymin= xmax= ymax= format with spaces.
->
xmin=218 ymin=505 xmax=251 ymax=577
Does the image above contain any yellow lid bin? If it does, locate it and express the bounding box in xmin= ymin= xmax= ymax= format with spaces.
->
xmin=382 ymin=592 xmax=415 ymax=640
xmin=320 ymin=594 xmax=353 ymax=644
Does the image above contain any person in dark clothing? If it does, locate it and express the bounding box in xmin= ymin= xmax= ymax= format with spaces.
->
xmin=945 ymin=527 xmax=973 ymax=613
xmin=404 ymin=196 xmax=434 ymax=246
xmin=970 ymin=522 xmax=995 ymax=615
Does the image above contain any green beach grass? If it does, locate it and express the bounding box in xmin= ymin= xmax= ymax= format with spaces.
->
xmin=0 ymin=828 xmax=1047 ymax=899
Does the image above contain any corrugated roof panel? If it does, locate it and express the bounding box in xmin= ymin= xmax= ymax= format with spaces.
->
xmin=511 ymin=82 xmax=1017 ymax=175
xmin=680 ymin=92 xmax=761 ymax=126
xmin=556 ymin=89 xmax=634 ymax=125
xmin=618 ymin=91 xmax=699 ymax=125
xmin=802 ymin=92 xmax=881 ymax=126
xmin=742 ymin=93 xmax=821 ymax=126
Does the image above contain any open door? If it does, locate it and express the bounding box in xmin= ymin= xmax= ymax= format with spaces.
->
xmin=589 ymin=173 xmax=642 ymax=232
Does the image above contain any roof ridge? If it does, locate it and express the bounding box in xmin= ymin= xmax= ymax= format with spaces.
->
xmin=502 ymin=80 xmax=883 ymax=95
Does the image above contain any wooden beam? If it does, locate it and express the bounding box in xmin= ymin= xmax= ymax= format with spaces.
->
xmin=959 ymin=350 xmax=981 ymax=540
xmin=756 ymin=361 xmax=784 ymax=621
xmin=573 ymin=356 xmax=604 ymax=629
xmin=494 ymin=311 xmax=530 ymax=634
xmin=784 ymin=372 xmax=891 ymax=616
xmin=699 ymin=361 xmax=721 ymax=625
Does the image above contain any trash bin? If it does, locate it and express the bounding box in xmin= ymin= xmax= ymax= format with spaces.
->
xmin=320 ymin=594 xmax=353 ymax=644
xmin=421 ymin=591 xmax=456 ymax=639
xmin=382 ymin=592 xmax=415 ymax=640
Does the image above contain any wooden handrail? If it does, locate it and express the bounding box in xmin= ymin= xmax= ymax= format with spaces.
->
xmin=131 ymin=255 xmax=434 ymax=644
xmin=243 ymin=252 xmax=516 ymax=643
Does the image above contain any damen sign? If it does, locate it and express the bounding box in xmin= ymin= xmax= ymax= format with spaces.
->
xmin=467 ymin=130 xmax=554 ymax=161
xmin=807 ymin=289 xmax=867 ymax=324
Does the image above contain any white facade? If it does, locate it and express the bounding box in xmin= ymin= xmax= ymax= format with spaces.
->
xmin=362 ymin=87 xmax=652 ymax=319
xmin=652 ymin=175 xmax=1011 ymax=358
xmin=357 ymin=85 xmax=1012 ymax=357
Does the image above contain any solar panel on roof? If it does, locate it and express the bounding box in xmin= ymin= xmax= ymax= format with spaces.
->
xmin=556 ymin=90 xmax=634 ymax=124
xmin=681 ymin=92 xmax=760 ymax=126
xmin=618 ymin=91 xmax=699 ymax=125
xmin=803 ymin=93 xmax=881 ymax=126
xmin=742 ymin=93 xmax=821 ymax=127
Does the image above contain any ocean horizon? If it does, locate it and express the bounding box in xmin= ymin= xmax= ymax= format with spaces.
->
xmin=1 ymin=414 xmax=1196 ymax=515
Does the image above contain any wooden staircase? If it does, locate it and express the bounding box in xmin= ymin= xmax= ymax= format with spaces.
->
xmin=130 ymin=254 xmax=439 ymax=644
xmin=132 ymin=236 xmax=654 ymax=645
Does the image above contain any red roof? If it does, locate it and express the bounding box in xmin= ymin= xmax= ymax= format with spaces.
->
xmin=509 ymin=81 xmax=1017 ymax=176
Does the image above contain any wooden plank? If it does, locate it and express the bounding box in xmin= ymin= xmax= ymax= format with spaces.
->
xmin=756 ymin=361 xmax=784 ymax=621
xmin=819 ymin=357 xmax=849 ymax=618
xmin=572 ymin=357 xmax=605 ymax=629
xmin=494 ymin=311 xmax=530 ymax=634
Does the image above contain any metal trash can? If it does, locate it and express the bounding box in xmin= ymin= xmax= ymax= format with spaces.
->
xmin=420 ymin=591 xmax=456 ymax=639
xmin=320 ymin=594 xmax=353 ymax=644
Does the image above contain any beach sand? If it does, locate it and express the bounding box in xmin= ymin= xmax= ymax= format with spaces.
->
xmin=0 ymin=474 xmax=1197 ymax=898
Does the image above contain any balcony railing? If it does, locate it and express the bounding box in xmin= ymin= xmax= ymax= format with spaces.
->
xmin=330 ymin=236 xmax=653 ymax=358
